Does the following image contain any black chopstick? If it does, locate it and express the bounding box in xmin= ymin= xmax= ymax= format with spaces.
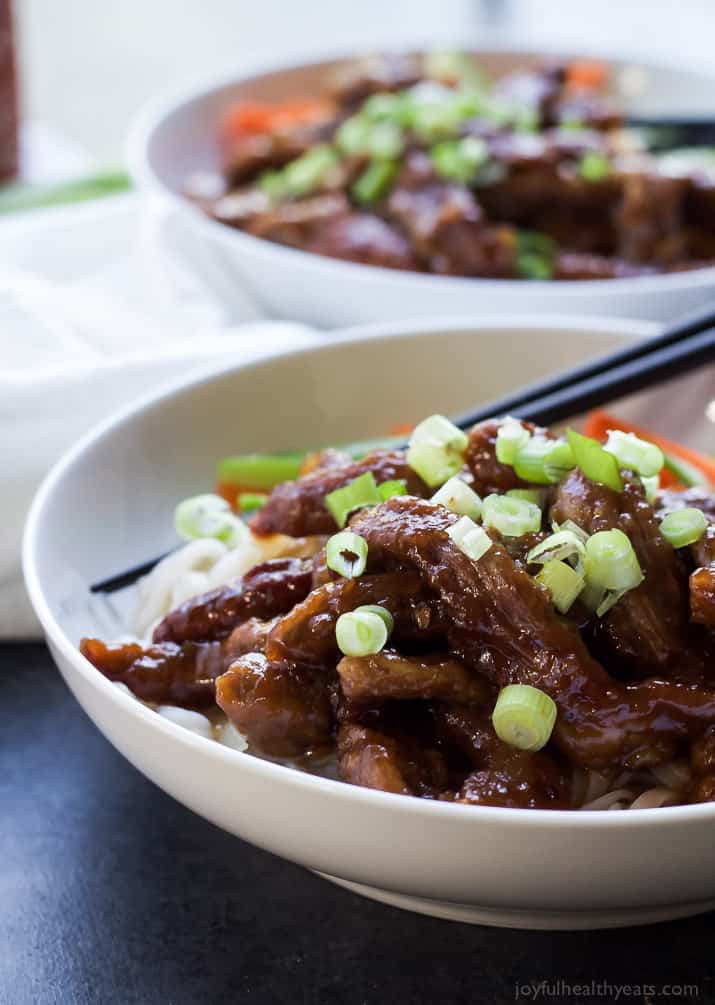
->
xmin=90 ymin=307 xmax=715 ymax=594
xmin=452 ymin=300 xmax=715 ymax=427
xmin=625 ymin=114 xmax=715 ymax=150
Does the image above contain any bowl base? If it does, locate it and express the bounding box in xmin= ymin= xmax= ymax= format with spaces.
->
xmin=318 ymin=874 xmax=715 ymax=929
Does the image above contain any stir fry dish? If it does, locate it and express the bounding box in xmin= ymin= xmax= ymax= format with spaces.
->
xmin=80 ymin=411 xmax=715 ymax=811
xmin=187 ymin=52 xmax=715 ymax=280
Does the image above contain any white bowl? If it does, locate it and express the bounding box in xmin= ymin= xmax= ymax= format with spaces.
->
xmin=23 ymin=318 xmax=715 ymax=930
xmin=128 ymin=48 xmax=715 ymax=327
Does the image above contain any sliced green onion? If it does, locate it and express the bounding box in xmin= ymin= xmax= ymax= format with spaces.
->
xmin=663 ymin=451 xmax=713 ymax=489
xmin=567 ymin=429 xmax=623 ymax=493
xmin=217 ymin=453 xmax=303 ymax=490
xmin=560 ymin=116 xmax=585 ymax=131
xmin=495 ymin=417 xmax=530 ymax=465
xmin=258 ymin=169 xmax=286 ymax=202
xmin=407 ymin=414 xmax=468 ymax=488
xmin=492 ymin=684 xmax=557 ymax=752
xmin=659 ymin=508 xmax=708 ymax=549
xmin=430 ymin=136 xmax=489 ymax=184
xmin=335 ymin=609 xmax=388 ymax=657
xmin=325 ymin=471 xmax=381 ymax=528
xmin=352 ymin=158 xmax=399 ymax=205
xmin=580 ymin=578 xmax=607 ymax=615
xmin=412 ymin=102 xmax=462 ymax=142
xmin=335 ymin=115 xmax=371 ymax=155
xmin=552 ymin=518 xmax=589 ymax=546
xmin=424 ymin=51 xmax=487 ymax=90
xmin=362 ymin=92 xmax=411 ymax=125
xmin=237 ymin=492 xmax=268 ymax=513
xmin=510 ymin=438 xmax=567 ymax=484
xmin=536 ymin=559 xmax=585 ymax=614
xmin=353 ymin=603 xmax=394 ymax=635
xmin=447 ymin=515 xmax=493 ymax=561
xmin=543 ymin=440 xmax=576 ymax=482
xmin=527 ymin=529 xmax=586 ymax=568
xmin=326 ymin=531 xmax=369 ymax=579
xmin=584 ymin=529 xmax=643 ymax=592
xmin=175 ymin=494 xmax=247 ymax=548
xmin=516 ymin=230 xmax=556 ymax=280
xmin=0 ymin=169 xmax=131 ymax=215
xmin=282 ymin=145 xmax=339 ymax=198
xmin=604 ymin=430 xmax=664 ymax=477
xmin=378 ymin=479 xmax=407 ymax=501
xmin=482 ymin=494 xmax=542 ymax=537
xmin=507 ymin=488 xmax=544 ymax=507
xmin=578 ymin=150 xmax=611 ymax=182
xmin=641 ymin=475 xmax=659 ymax=504
xmin=431 ymin=476 xmax=482 ymax=520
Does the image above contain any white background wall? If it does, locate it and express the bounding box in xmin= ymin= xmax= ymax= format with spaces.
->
xmin=15 ymin=0 xmax=715 ymax=158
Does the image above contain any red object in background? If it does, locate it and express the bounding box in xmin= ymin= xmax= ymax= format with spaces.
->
xmin=0 ymin=0 xmax=17 ymax=181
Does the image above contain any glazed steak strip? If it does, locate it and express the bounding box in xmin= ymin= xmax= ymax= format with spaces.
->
xmin=265 ymin=572 xmax=447 ymax=667
xmin=350 ymin=496 xmax=715 ymax=768
xmin=152 ymin=558 xmax=314 ymax=644
xmin=80 ymin=638 xmax=224 ymax=709
xmin=433 ymin=705 xmax=569 ymax=809
xmin=552 ymin=470 xmax=698 ymax=679
xmin=251 ymin=450 xmax=427 ymax=537
xmin=336 ymin=722 xmax=448 ymax=797
xmin=216 ymin=652 xmax=333 ymax=758
xmin=337 ymin=650 xmax=491 ymax=705
xmin=464 ymin=419 xmax=554 ymax=496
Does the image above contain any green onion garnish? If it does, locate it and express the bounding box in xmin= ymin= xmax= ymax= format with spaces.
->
xmin=325 ymin=471 xmax=381 ymax=528
xmin=578 ymin=150 xmax=611 ymax=182
xmin=335 ymin=607 xmax=390 ymax=657
xmin=237 ymin=492 xmax=268 ymax=513
xmin=431 ymin=476 xmax=482 ymax=520
xmin=0 ymin=169 xmax=131 ymax=214
xmin=527 ymin=529 xmax=586 ymax=568
xmin=424 ymin=51 xmax=487 ymax=90
xmin=335 ymin=115 xmax=371 ymax=155
xmin=430 ymin=136 xmax=489 ymax=184
xmin=536 ymin=558 xmax=585 ymax=614
xmin=512 ymin=437 xmax=571 ymax=485
xmin=603 ymin=430 xmax=664 ymax=477
xmin=482 ymin=493 xmax=542 ymax=537
xmin=516 ymin=230 xmax=556 ymax=280
xmin=659 ymin=508 xmax=708 ymax=549
xmin=411 ymin=101 xmax=462 ymax=143
xmin=174 ymin=494 xmax=247 ymax=548
xmin=326 ymin=530 xmax=369 ymax=579
xmin=662 ymin=452 xmax=713 ymax=490
xmin=584 ymin=529 xmax=643 ymax=593
xmin=495 ymin=417 xmax=530 ymax=465
xmin=335 ymin=116 xmax=404 ymax=159
xmin=217 ymin=453 xmax=304 ymax=490
xmin=352 ymin=159 xmax=399 ymax=205
xmin=640 ymin=475 xmax=659 ymax=504
xmin=362 ymin=92 xmax=412 ymax=125
xmin=447 ymin=515 xmax=493 ymax=561
xmin=407 ymin=414 xmax=469 ymax=488
xmin=353 ymin=604 xmax=394 ymax=635
xmin=507 ymin=488 xmax=544 ymax=507
xmin=281 ymin=145 xmax=339 ymax=198
xmin=567 ymin=429 xmax=623 ymax=493
xmin=378 ymin=479 xmax=407 ymax=501
xmin=492 ymin=684 xmax=557 ymax=752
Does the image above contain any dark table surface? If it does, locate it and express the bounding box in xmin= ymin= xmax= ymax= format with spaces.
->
xmin=2 ymin=644 xmax=713 ymax=1005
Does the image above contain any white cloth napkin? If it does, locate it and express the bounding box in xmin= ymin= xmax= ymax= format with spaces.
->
xmin=0 ymin=195 xmax=318 ymax=639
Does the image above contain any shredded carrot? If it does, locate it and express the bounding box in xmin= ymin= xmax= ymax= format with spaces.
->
xmin=583 ymin=410 xmax=715 ymax=489
xmin=387 ymin=422 xmax=414 ymax=436
xmin=222 ymin=98 xmax=335 ymax=138
xmin=215 ymin=481 xmax=268 ymax=509
xmin=565 ymin=60 xmax=607 ymax=92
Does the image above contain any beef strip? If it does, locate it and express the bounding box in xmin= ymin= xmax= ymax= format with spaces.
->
xmin=350 ymin=496 xmax=715 ymax=769
xmin=690 ymin=725 xmax=715 ymax=802
xmin=251 ymin=449 xmax=426 ymax=537
xmin=336 ymin=722 xmax=449 ymax=796
xmin=615 ymin=171 xmax=688 ymax=265
xmin=223 ymin=617 xmax=278 ymax=659
xmin=432 ymin=704 xmax=570 ymax=809
xmin=331 ymin=53 xmax=421 ymax=108
xmin=337 ymin=649 xmax=491 ymax=704
xmin=221 ymin=130 xmax=312 ymax=187
xmin=152 ymin=558 xmax=314 ymax=644
xmin=216 ymin=652 xmax=333 ymax=758
xmin=387 ymin=154 xmax=517 ymax=276
xmin=80 ymin=638 xmax=224 ymax=709
xmin=306 ymin=211 xmax=421 ymax=271
xmin=464 ymin=419 xmax=554 ymax=496
xmin=244 ymin=193 xmax=350 ymax=247
xmin=265 ymin=572 xmax=447 ymax=668
xmin=552 ymin=470 xmax=701 ymax=679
